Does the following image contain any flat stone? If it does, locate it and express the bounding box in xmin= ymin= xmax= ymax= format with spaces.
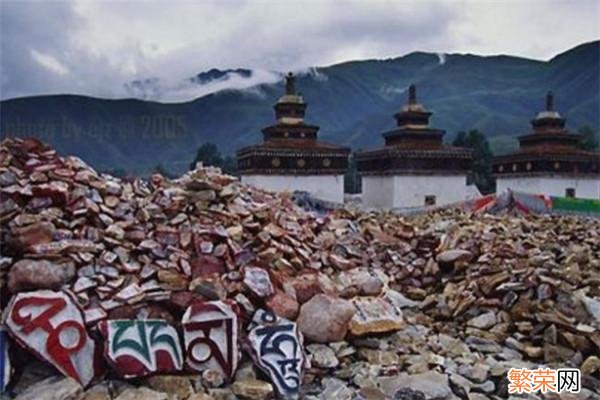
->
xmin=207 ymin=388 xmax=236 ymax=400
xmin=243 ymin=267 xmax=274 ymax=298
xmin=78 ymin=383 xmax=111 ymax=400
xmin=307 ymin=344 xmax=339 ymax=368
xmin=266 ymin=291 xmax=299 ymax=320
xmin=5 ymin=290 xmax=98 ymax=386
xmin=336 ymin=268 xmax=385 ymax=296
xmin=393 ymin=388 xmax=426 ymax=400
xmin=157 ymin=269 xmax=188 ymax=291
xmin=233 ymin=362 xmax=257 ymax=383
xmin=297 ymin=294 xmax=355 ymax=342
xmin=357 ymin=387 xmax=387 ymax=400
xmin=359 ymin=349 xmax=399 ymax=366
xmin=458 ymin=363 xmax=490 ymax=383
xmin=465 ymin=336 xmax=502 ymax=353
xmin=378 ymin=371 xmax=451 ymax=400
xmin=14 ymin=376 xmax=82 ymax=400
xmin=384 ymin=289 xmax=419 ymax=309
xmin=467 ymin=312 xmax=496 ymax=329
xmin=188 ymin=394 xmax=216 ymax=400
xmin=472 ymin=380 xmax=495 ymax=394
xmin=289 ymin=274 xmax=323 ymax=304
xmin=581 ymin=355 xmax=600 ymax=375
xmin=320 ymin=377 xmax=354 ymax=400
xmin=578 ymin=294 xmax=600 ymax=324
xmin=113 ymin=387 xmax=169 ymax=400
xmin=10 ymin=221 xmax=55 ymax=250
xmin=8 ymin=259 xmax=75 ymax=292
xmin=189 ymin=276 xmax=227 ymax=300
xmin=436 ymin=249 xmax=472 ymax=264
xmin=231 ymin=378 xmax=274 ymax=400
xmin=349 ymin=296 xmax=403 ymax=336
xmin=146 ymin=375 xmax=194 ymax=399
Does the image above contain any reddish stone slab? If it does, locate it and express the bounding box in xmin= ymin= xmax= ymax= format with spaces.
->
xmin=182 ymin=301 xmax=239 ymax=379
xmin=4 ymin=290 xmax=97 ymax=386
xmin=99 ymin=319 xmax=182 ymax=378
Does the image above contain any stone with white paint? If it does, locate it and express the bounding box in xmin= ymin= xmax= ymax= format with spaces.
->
xmin=0 ymin=326 xmax=11 ymax=393
xmin=4 ymin=290 xmax=97 ymax=386
xmin=99 ymin=319 xmax=183 ymax=378
xmin=246 ymin=310 xmax=306 ymax=399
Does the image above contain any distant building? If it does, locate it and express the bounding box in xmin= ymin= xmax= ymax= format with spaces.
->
xmin=237 ymin=73 xmax=350 ymax=203
xmin=493 ymin=92 xmax=600 ymax=199
xmin=356 ymin=84 xmax=473 ymax=209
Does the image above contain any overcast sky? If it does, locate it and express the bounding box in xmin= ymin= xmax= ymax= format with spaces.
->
xmin=1 ymin=0 xmax=599 ymax=101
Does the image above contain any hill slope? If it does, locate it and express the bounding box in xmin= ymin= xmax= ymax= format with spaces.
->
xmin=1 ymin=41 xmax=598 ymax=175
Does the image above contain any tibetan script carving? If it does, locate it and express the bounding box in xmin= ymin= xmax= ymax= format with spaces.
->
xmin=100 ymin=319 xmax=183 ymax=378
xmin=182 ymin=301 xmax=239 ymax=379
xmin=247 ymin=310 xmax=306 ymax=399
xmin=4 ymin=290 xmax=97 ymax=386
xmin=0 ymin=326 xmax=10 ymax=393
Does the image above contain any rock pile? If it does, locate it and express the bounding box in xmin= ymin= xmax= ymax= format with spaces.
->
xmin=1 ymin=137 xmax=599 ymax=399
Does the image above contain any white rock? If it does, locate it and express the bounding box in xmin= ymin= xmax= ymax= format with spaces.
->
xmin=15 ymin=376 xmax=82 ymax=400
xmin=467 ymin=312 xmax=496 ymax=329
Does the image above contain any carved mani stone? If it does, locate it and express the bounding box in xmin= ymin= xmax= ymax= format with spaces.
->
xmin=99 ymin=320 xmax=183 ymax=378
xmin=4 ymin=290 xmax=97 ymax=386
xmin=182 ymin=301 xmax=239 ymax=379
xmin=246 ymin=310 xmax=306 ymax=399
xmin=1 ymin=326 xmax=11 ymax=393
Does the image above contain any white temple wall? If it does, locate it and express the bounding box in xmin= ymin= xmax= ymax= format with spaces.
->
xmin=362 ymin=175 xmax=469 ymax=209
xmin=361 ymin=176 xmax=396 ymax=209
xmin=497 ymin=176 xmax=600 ymax=199
xmin=241 ymin=174 xmax=345 ymax=203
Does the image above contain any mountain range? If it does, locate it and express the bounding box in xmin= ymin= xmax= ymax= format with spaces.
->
xmin=1 ymin=40 xmax=598 ymax=176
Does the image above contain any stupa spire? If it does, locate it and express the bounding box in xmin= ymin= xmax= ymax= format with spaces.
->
xmin=285 ymin=72 xmax=296 ymax=95
xmin=408 ymin=84 xmax=417 ymax=105
xmin=546 ymin=91 xmax=554 ymax=111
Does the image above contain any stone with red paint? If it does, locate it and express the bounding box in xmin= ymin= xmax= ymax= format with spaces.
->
xmin=4 ymin=290 xmax=98 ymax=386
xmin=182 ymin=301 xmax=239 ymax=380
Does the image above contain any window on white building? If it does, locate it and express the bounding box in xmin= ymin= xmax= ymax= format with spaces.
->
xmin=425 ymin=195 xmax=436 ymax=206
xmin=565 ymin=188 xmax=575 ymax=198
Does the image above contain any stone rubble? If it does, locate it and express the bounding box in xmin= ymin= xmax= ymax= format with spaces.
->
xmin=0 ymin=137 xmax=599 ymax=399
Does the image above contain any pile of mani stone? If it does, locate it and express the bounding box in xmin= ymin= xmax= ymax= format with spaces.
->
xmin=0 ymin=138 xmax=599 ymax=400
